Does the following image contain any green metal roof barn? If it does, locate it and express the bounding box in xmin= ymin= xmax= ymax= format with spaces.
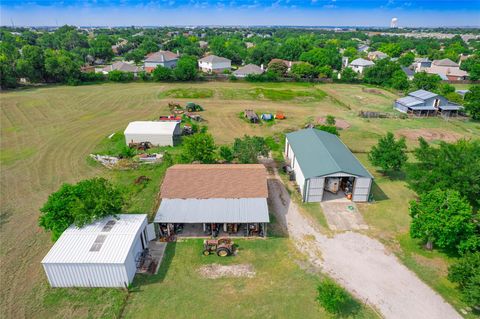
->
xmin=285 ymin=128 xmax=373 ymax=202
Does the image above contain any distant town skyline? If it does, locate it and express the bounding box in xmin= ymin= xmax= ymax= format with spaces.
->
xmin=1 ymin=0 xmax=479 ymax=27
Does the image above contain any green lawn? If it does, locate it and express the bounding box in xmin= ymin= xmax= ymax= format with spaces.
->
xmin=123 ymin=239 xmax=378 ymax=319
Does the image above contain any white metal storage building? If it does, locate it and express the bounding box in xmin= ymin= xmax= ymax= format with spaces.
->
xmin=124 ymin=121 xmax=181 ymax=146
xmin=285 ymin=128 xmax=373 ymax=203
xmin=42 ymin=214 xmax=153 ymax=288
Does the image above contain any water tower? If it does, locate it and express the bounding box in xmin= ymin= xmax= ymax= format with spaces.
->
xmin=390 ymin=17 xmax=398 ymax=28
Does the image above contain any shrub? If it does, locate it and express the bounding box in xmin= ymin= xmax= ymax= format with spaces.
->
xmin=316 ymin=279 xmax=350 ymax=314
xmin=219 ymin=145 xmax=234 ymax=162
xmin=448 ymin=252 xmax=480 ymax=307
xmin=108 ymin=70 xmax=134 ymax=82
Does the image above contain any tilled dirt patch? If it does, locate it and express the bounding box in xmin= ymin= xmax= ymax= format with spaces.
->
xmin=397 ymin=128 xmax=463 ymax=143
xmin=316 ymin=117 xmax=351 ymax=129
xmin=198 ymin=264 xmax=256 ymax=279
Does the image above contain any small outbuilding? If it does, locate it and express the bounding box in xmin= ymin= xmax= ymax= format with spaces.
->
xmin=285 ymin=128 xmax=373 ymax=202
xmin=42 ymin=214 xmax=154 ymax=288
xmin=124 ymin=121 xmax=181 ymax=146
xmin=154 ymin=164 xmax=269 ymax=238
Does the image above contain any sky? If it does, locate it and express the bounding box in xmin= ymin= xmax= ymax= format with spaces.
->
xmin=1 ymin=0 xmax=479 ymax=27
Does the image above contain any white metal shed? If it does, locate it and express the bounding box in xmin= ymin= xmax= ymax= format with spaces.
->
xmin=124 ymin=121 xmax=181 ymax=146
xmin=42 ymin=214 xmax=152 ymax=288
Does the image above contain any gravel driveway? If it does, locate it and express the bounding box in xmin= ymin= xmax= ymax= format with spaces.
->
xmin=268 ymin=171 xmax=461 ymax=319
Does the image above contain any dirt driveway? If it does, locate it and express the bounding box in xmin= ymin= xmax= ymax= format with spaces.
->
xmin=320 ymin=194 xmax=368 ymax=231
xmin=268 ymin=171 xmax=461 ymax=319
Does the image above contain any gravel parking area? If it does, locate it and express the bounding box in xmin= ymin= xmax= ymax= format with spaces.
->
xmin=268 ymin=170 xmax=461 ymax=319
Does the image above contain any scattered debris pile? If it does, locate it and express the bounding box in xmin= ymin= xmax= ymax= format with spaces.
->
xmin=89 ymin=154 xmax=119 ymax=169
xmin=138 ymin=153 xmax=163 ymax=163
xmin=198 ymin=264 xmax=256 ymax=279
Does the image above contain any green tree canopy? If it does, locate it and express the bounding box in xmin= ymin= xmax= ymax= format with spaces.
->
xmin=448 ymin=253 xmax=480 ymax=307
xmin=407 ymin=138 xmax=480 ymax=208
xmin=181 ymin=133 xmax=217 ymax=163
xmin=174 ymin=55 xmax=198 ymax=81
xmin=152 ymin=65 xmax=173 ymax=81
xmin=412 ymin=71 xmax=441 ymax=91
xmin=290 ymin=62 xmax=317 ymax=79
xmin=39 ymin=178 xmax=125 ymax=241
xmin=232 ymin=135 xmax=269 ymax=164
xmin=464 ymin=85 xmax=480 ymax=120
xmin=409 ymin=189 xmax=478 ymax=254
xmin=368 ymin=132 xmax=407 ymax=172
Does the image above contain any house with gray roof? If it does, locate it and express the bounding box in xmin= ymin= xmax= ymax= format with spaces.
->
xmin=394 ymin=89 xmax=463 ymax=116
xmin=285 ymin=129 xmax=373 ymax=203
xmin=413 ymin=57 xmax=432 ymax=72
xmin=233 ymin=64 xmax=264 ymax=78
xmin=101 ymin=61 xmax=141 ymax=75
xmin=198 ymin=55 xmax=231 ymax=73
xmin=425 ymin=58 xmax=468 ymax=81
xmin=401 ymin=66 xmax=415 ymax=80
xmin=144 ymin=50 xmax=179 ymax=73
xmin=349 ymin=58 xmax=375 ymax=74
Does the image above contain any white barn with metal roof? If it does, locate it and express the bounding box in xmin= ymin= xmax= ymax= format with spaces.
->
xmin=42 ymin=214 xmax=153 ymax=288
xmin=124 ymin=121 xmax=181 ymax=146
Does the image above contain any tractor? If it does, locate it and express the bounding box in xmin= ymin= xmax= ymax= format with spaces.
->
xmin=186 ymin=102 xmax=204 ymax=112
xmin=202 ymin=238 xmax=234 ymax=257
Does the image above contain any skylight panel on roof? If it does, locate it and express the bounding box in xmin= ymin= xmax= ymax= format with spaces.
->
xmin=89 ymin=234 xmax=107 ymax=252
xmin=102 ymin=220 xmax=116 ymax=232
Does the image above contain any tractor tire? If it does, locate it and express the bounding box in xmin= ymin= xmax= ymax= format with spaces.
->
xmin=202 ymin=250 xmax=210 ymax=256
xmin=216 ymin=248 xmax=230 ymax=257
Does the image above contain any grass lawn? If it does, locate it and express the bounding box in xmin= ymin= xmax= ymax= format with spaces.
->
xmin=1 ymin=81 xmax=478 ymax=318
xmin=123 ymin=238 xmax=378 ymax=319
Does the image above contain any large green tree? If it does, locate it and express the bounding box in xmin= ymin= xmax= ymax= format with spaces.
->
xmin=368 ymin=132 xmax=407 ymax=173
xmin=39 ymin=178 xmax=125 ymax=241
xmin=409 ymin=189 xmax=478 ymax=253
xmin=407 ymin=138 xmax=480 ymax=208
xmin=180 ymin=133 xmax=216 ymax=163
xmin=412 ymin=72 xmax=442 ymax=91
xmin=232 ymin=135 xmax=269 ymax=164
xmin=464 ymin=85 xmax=480 ymax=120
xmin=174 ymin=55 xmax=198 ymax=81
xmin=16 ymin=45 xmax=45 ymax=82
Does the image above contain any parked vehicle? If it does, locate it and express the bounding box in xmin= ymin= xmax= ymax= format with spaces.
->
xmin=202 ymin=238 xmax=235 ymax=257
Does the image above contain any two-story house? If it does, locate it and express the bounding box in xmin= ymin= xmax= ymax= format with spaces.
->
xmin=144 ymin=50 xmax=179 ymax=73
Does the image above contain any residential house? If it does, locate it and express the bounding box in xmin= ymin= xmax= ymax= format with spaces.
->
xmin=233 ymin=64 xmax=264 ymax=78
xmin=154 ymin=164 xmax=269 ymax=238
xmin=144 ymin=50 xmax=179 ymax=73
xmin=413 ymin=58 xmax=432 ymax=72
xmin=425 ymin=59 xmax=468 ymax=81
xmin=394 ymin=89 xmax=463 ymax=116
xmin=367 ymin=51 xmax=388 ymax=60
xmin=198 ymin=55 xmax=231 ymax=73
xmin=401 ymin=66 xmax=415 ymax=80
xmin=285 ymin=129 xmax=373 ymax=203
xmin=348 ymin=58 xmax=375 ymax=74
xmin=198 ymin=40 xmax=208 ymax=48
xmin=268 ymin=58 xmax=301 ymax=72
xmin=357 ymin=44 xmax=370 ymax=52
xmin=101 ymin=61 xmax=141 ymax=75
xmin=111 ymin=39 xmax=128 ymax=54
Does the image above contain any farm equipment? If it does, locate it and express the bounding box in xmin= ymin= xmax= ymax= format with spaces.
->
xmin=244 ymin=109 xmax=259 ymax=123
xmin=129 ymin=141 xmax=152 ymax=150
xmin=275 ymin=111 xmax=286 ymax=120
xmin=202 ymin=238 xmax=235 ymax=257
xmin=159 ymin=115 xmax=182 ymax=121
xmin=185 ymin=113 xmax=203 ymax=121
xmin=261 ymin=113 xmax=273 ymax=121
xmin=185 ymin=102 xmax=204 ymax=112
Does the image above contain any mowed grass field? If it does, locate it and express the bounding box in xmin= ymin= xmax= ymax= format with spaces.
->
xmin=1 ymin=81 xmax=479 ymax=318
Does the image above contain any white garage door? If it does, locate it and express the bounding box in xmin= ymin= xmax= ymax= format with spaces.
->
xmin=306 ymin=177 xmax=324 ymax=202
xmin=352 ymin=177 xmax=371 ymax=202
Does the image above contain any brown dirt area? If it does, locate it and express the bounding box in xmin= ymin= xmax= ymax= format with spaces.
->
xmin=396 ymin=128 xmax=463 ymax=142
xmin=198 ymin=264 xmax=256 ymax=279
xmin=316 ymin=117 xmax=351 ymax=129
